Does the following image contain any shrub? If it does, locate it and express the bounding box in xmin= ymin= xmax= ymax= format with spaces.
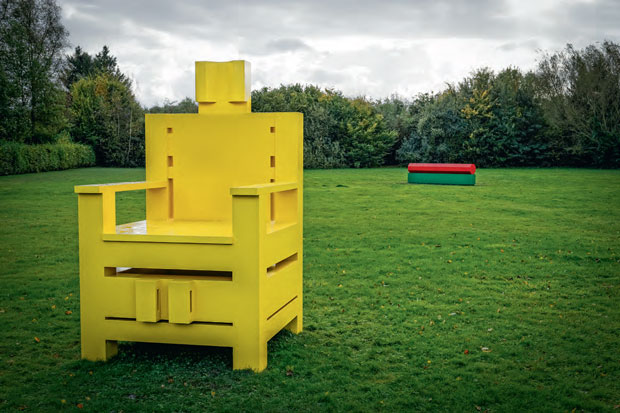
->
xmin=0 ymin=140 xmax=95 ymax=175
xmin=536 ymin=41 xmax=620 ymax=167
xmin=252 ymin=85 xmax=395 ymax=168
xmin=70 ymin=73 xmax=144 ymax=167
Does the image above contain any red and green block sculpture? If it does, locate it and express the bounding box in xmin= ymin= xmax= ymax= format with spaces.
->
xmin=407 ymin=163 xmax=476 ymax=185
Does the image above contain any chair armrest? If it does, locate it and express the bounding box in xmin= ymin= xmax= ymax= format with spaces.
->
xmin=74 ymin=180 xmax=167 ymax=194
xmin=230 ymin=182 xmax=297 ymax=196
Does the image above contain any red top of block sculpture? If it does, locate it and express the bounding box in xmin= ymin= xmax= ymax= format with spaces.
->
xmin=408 ymin=163 xmax=476 ymax=174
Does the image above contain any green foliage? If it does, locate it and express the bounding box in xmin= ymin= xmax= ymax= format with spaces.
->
xmin=1 ymin=167 xmax=619 ymax=411
xmin=396 ymin=90 xmax=466 ymax=163
xmin=536 ymin=41 xmax=620 ymax=167
xmin=0 ymin=139 xmax=95 ymax=175
xmin=69 ymin=73 xmax=144 ymax=167
xmin=0 ymin=0 xmax=69 ymax=144
xmin=325 ymin=92 xmax=396 ymax=168
xmin=252 ymin=85 xmax=395 ymax=168
xmin=374 ymin=95 xmax=417 ymax=163
xmin=92 ymin=45 xmax=130 ymax=86
xmin=59 ymin=46 xmax=93 ymax=90
xmin=395 ymin=67 xmax=548 ymax=167
xmin=148 ymin=97 xmax=198 ymax=114
xmin=61 ymin=45 xmax=131 ymax=91
xmin=3 ymin=16 xmax=617 ymax=171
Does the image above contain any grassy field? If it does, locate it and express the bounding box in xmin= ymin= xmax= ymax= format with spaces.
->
xmin=0 ymin=167 xmax=619 ymax=412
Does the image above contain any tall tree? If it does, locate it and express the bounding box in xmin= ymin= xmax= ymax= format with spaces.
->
xmin=62 ymin=45 xmax=130 ymax=92
xmin=93 ymin=45 xmax=130 ymax=86
xmin=0 ymin=0 xmax=68 ymax=143
xmin=536 ymin=41 xmax=620 ymax=167
xmin=70 ymin=72 xmax=144 ymax=166
xmin=60 ymin=45 xmax=93 ymax=90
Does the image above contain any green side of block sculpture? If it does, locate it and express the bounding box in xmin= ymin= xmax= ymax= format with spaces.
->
xmin=408 ymin=173 xmax=476 ymax=186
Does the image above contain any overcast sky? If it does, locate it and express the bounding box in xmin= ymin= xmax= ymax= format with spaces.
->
xmin=58 ymin=0 xmax=619 ymax=107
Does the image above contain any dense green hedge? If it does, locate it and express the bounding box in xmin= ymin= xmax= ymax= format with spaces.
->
xmin=0 ymin=141 xmax=95 ymax=175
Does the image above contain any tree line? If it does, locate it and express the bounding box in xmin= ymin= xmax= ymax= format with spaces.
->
xmin=253 ymin=41 xmax=619 ymax=169
xmin=1 ymin=0 xmax=619 ymax=173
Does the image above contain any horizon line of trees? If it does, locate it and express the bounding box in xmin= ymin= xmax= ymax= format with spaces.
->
xmin=251 ymin=40 xmax=619 ymax=169
xmin=1 ymin=0 xmax=619 ymax=171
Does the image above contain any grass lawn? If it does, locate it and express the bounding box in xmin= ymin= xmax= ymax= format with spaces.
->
xmin=1 ymin=167 xmax=619 ymax=412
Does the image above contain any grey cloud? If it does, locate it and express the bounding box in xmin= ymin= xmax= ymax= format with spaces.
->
xmin=559 ymin=0 xmax=620 ymax=40
xmin=61 ymin=0 xmax=620 ymax=46
xmin=240 ymin=38 xmax=313 ymax=56
xmin=266 ymin=38 xmax=312 ymax=53
xmin=498 ymin=39 xmax=540 ymax=52
xmin=307 ymin=68 xmax=348 ymax=85
xmin=62 ymin=0 xmax=521 ymax=47
xmin=58 ymin=0 xmax=620 ymax=106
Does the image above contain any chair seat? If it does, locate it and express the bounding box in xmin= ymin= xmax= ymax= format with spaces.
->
xmin=103 ymin=220 xmax=234 ymax=244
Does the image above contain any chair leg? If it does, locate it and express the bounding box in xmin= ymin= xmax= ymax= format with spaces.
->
xmin=233 ymin=339 xmax=267 ymax=372
xmin=284 ymin=315 xmax=302 ymax=334
xmin=82 ymin=335 xmax=118 ymax=361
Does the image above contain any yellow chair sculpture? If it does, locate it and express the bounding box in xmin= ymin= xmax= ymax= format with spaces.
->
xmin=75 ymin=60 xmax=303 ymax=372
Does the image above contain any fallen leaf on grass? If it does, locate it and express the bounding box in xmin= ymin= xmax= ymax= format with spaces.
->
xmin=211 ymin=391 xmax=216 ymax=397
xmin=65 ymin=310 xmax=72 ymax=315
xmin=34 ymin=337 xmax=40 ymax=343
xmin=464 ymin=349 xmax=469 ymax=354
xmin=76 ymin=403 xmax=83 ymax=409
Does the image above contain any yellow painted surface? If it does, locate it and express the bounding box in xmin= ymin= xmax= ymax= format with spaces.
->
xmin=75 ymin=60 xmax=303 ymax=372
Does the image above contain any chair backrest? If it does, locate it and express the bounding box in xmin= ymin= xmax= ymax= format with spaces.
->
xmin=144 ymin=61 xmax=302 ymax=222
